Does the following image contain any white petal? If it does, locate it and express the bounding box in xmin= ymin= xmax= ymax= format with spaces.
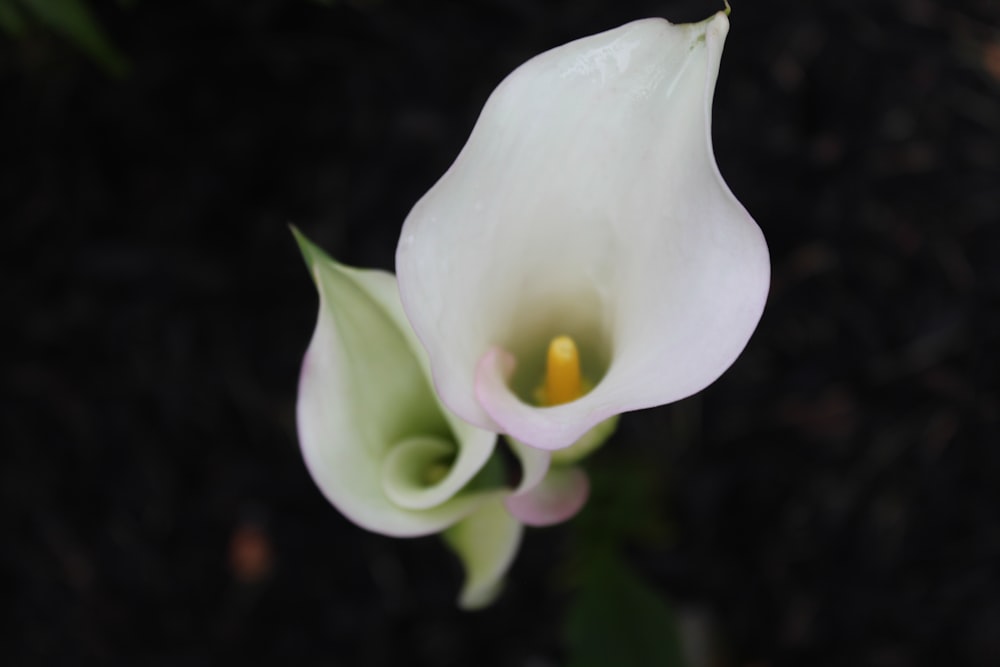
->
xmin=507 ymin=436 xmax=552 ymax=494
xmin=443 ymin=498 xmax=524 ymax=610
xmin=295 ymin=230 xmax=501 ymax=537
xmin=396 ymin=13 xmax=768 ymax=450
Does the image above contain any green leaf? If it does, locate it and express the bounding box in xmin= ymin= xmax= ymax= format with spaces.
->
xmin=572 ymin=457 xmax=674 ymax=549
xmin=565 ymin=549 xmax=686 ymax=667
xmin=18 ymin=0 xmax=130 ymax=76
xmin=0 ymin=1 xmax=27 ymax=34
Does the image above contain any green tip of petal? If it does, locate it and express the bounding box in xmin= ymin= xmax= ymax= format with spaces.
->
xmin=443 ymin=499 xmax=523 ymax=610
xmin=290 ymin=224 xmax=330 ymax=275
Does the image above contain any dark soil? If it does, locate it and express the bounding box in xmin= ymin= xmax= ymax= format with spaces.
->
xmin=4 ymin=0 xmax=999 ymax=665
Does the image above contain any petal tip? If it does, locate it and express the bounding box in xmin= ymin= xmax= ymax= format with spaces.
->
xmin=504 ymin=466 xmax=590 ymax=527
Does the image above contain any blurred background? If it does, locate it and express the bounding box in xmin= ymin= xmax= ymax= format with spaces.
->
xmin=3 ymin=0 xmax=999 ymax=664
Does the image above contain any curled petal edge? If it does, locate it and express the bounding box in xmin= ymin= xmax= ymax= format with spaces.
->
xmin=504 ymin=465 xmax=590 ymax=527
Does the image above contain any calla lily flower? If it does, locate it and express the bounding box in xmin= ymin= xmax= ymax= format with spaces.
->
xmin=293 ymin=229 xmax=586 ymax=608
xmin=396 ymin=11 xmax=769 ymax=451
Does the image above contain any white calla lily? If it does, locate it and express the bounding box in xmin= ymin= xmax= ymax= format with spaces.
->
xmin=295 ymin=229 xmax=558 ymax=607
xmin=396 ymin=12 xmax=769 ymax=451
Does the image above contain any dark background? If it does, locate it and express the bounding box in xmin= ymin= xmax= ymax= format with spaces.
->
xmin=4 ymin=0 xmax=999 ymax=664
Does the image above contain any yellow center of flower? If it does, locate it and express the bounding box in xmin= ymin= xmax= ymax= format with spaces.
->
xmin=538 ymin=335 xmax=585 ymax=406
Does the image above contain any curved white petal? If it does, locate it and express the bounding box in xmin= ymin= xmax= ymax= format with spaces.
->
xmin=507 ymin=435 xmax=552 ymax=494
xmin=504 ymin=465 xmax=590 ymax=527
xmin=295 ymin=230 xmax=501 ymax=537
xmin=396 ymin=13 xmax=769 ymax=450
xmin=443 ymin=498 xmax=524 ymax=610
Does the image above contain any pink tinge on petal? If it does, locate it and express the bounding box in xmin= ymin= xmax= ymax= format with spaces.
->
xmin=504 ymin=465 xmax=590 ymax=527
xmin=474 ymin=346 xmax=617 ymax=451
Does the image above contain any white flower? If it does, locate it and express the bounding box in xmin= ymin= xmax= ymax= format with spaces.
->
xmin=293 ymin=229 xmax=584 ymax=608
xmin=396 ymin=11 xmax=769 ymax=451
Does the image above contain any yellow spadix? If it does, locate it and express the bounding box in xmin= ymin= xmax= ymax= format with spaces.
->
xmin=541 ymin=335 xmax=584 ymax=406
